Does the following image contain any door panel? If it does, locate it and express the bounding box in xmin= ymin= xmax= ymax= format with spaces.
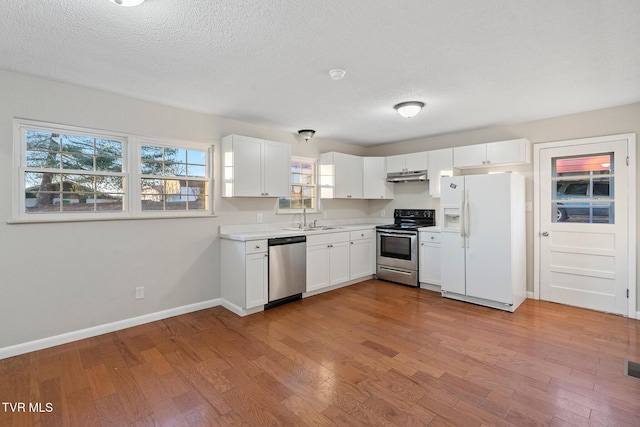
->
xmin=539 ymin=138 xmax=629 ymax=315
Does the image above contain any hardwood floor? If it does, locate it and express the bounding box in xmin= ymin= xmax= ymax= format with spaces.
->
xmin=1 ymin=279 xmax=639 ymax=426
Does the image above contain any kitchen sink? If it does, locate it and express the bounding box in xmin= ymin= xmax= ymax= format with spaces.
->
xmin=282 ymin=226 xmax=344 ymax=232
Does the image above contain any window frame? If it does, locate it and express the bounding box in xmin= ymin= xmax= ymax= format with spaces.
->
xmin=13 ymin=119 xmax=214 ymax=223
xmin=277 ymin=156 xmax=320 ymax=215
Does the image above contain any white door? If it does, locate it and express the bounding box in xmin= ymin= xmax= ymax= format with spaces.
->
xmin=538 ymin=136 xmax=631 ymax=315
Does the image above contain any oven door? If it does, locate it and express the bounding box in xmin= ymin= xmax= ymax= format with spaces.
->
xmin=376 ymin=230 xmax=418 ymax=271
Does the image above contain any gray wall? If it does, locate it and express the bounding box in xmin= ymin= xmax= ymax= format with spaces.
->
xmin=0 ymin=70 xmax=367 ymax=350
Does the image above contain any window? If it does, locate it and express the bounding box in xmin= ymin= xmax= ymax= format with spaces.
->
xmin=14 ymin=119 xmax=212 ymax=221
xmin=139 ymin=141 xmax=210 ymax=212
xmin=278 ymin=157 xmax=317 ymax=212
xmin=551 ymin=153 xmax=614 ymax=223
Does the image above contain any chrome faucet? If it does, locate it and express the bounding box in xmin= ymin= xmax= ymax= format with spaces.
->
xmin=302 ymin=205 xmax=307 ymax=228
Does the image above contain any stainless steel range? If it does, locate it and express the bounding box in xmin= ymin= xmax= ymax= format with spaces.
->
xmin=376 ymin=209 xmax=436 ymax=287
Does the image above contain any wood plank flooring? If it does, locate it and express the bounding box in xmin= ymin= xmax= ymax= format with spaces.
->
xmin=1 ymin=279 xmax=639 ymax=426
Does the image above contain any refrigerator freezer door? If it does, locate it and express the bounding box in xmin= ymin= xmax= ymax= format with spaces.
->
xmin=440 ymin=231 xmax=467 ymax=295
xmin=464 ymin=174 xmax=519 ymax=304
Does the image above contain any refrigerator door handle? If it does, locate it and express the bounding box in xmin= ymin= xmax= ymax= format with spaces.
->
xmin=459 ymin=198 xmax=466 ymax=247
xmin=463 ymin=191 xmax=470 ymax=248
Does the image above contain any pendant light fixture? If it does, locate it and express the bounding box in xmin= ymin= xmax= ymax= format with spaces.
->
xmin=394 ymin=101 xmax=425 ymax=118
xmin=298 ymin=129 xmax=316 ymax=141
xmin=109 ymin=0 xmax=146 ymax=6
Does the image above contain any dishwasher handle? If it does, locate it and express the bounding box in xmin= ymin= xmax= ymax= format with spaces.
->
xmin=268 ymin=235 xmax=306 ymax=246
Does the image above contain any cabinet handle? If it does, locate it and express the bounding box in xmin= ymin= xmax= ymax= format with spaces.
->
xmin=255 ymin=245 xmax=260 ymax=249
xmin=486 ymin=160 xmax=490 ymax=164
xmin=264 ymin=254 xmax=268 ymax=257
xmin=350 ymin=241 xmax=354 ymax=245
xmin=430 ymin=236 xmax=435 ymax=240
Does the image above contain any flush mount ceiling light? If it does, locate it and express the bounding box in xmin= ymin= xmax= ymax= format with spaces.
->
xmin=109 ymin=0 xmax=146 ymax=6
xmin=329 ymin=69 xmax=346 ymax=80
xmin=298 ymin=129 xmax=316 ymax=141
xmin=394 ymin=101 xmax=425 ymax=118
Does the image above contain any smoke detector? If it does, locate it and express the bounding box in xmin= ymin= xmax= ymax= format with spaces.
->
xmin=329 ymin=69 xmax=346 ymax=80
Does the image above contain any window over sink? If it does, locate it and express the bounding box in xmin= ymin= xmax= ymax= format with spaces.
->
xmin=278 ymin=156 xmax=318 ymax=213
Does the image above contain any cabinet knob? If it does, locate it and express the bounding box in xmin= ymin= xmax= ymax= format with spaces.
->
xmin=430 ymin=236 xmax=435 ymax=240
xmin=350 ymin=241 xmax=354 ymax=245
xmin=255 ymin=245 xmax=260 ymax=249
xmin=264 ymin=253 xmax=268 ymax=257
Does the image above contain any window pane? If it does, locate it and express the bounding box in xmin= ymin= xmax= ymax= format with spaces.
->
xmin=164 ymin=148 xmax=186 ymax=164
xmin=141 ymin=146 xmax=163 ymax=160
xmin=95 ymin=194 xmax=124 ymax=212
xmin=96 ymin=156 xmax=123 ymax=172
xmin=26 ymin=131 xmax=60 ymax=151
xmin=62 ymin=135 xmax=94 ymax=155
xmin=141 ymin=161 xmax=163 ymax=175
xmin=552 ymin=153 xmax=614 ymax=224
xmin=26 ymin=151 xmax=60 ymax=168
xmin=164 ymin=162 xmax=186 ymax=176
xmin=187 ymin=150 xmax=206 ymax=165
xmin=95 ymin=139 xmax=122 ymax=157
xmin=187 ymin=164 xmax=206 ymax=178
xmin=62 ymin=153 xmax=94 ymax=171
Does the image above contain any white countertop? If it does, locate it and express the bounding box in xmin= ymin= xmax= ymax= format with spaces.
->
xmin=418 ymin=226 xmax=441 ymax=232
xmin=220 ymin=223 xmax=378 ymax=241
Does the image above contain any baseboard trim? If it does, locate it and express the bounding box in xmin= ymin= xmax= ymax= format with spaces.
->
xmin=527 ymin=291 xmax=535 ymax=299
xmin=0 ymin=298 xmax=223 ymax=360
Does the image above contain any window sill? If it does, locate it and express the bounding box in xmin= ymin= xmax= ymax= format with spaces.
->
xmin=8 ymin=212 xmax=217 ymax=225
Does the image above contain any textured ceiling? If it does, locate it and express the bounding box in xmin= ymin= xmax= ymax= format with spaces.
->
xmin=2 ymin=0 xmax=640 ymax=145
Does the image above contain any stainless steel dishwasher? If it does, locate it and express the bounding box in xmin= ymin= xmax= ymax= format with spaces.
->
xmin=265 ymin=235 xmax=306 ymax=309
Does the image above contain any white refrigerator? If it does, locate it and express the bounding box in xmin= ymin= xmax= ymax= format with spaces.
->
xmin=440 ymin=173 xmax=526 ymax=312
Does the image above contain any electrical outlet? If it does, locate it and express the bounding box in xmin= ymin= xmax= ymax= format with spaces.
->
xmin=135 ymin=286 xmax=144 ymax=300
xmin=256 ymin=213 xmax=263 ymax=223
xmin=380 ymin=210 xmax=386 ymax=217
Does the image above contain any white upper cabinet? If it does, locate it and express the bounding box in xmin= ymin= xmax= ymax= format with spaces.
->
xmin=427 ymin=148 xmax=453 ymax=198
xmin=320 ymin=152 xmax=363 ymax=199
xmin=222 ymin=135 xmax=291 ymax=197
xmin=363 ymin=157 xmax=394 ymax=199
xmin=453 ymin=138 xmax=531 ymax=169
xmin=386 ymin=151 xmax=429 ymax=173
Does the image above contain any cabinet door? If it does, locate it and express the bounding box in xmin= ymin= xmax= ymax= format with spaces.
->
xmin=419 ymin=241 xmax=441 ymax=285
xmin=406 ymin=151 xmax=429 ymax=171
xmin=232 ymin=136 xmax=263 ymax=196
xmin=350 ymin=238 xmax=374 ymax=279
xmin=346 ymin=154 xmax=363 ymax=198
xmin=306 ymin=245 xmax=330 ymax=291
xmin=333 ymin=153 xmax=350 ymax=199
xmin=363 ymin=157 xmax=393 ymax=199
xmin=386 ymin=154 xmax=406 ymax=173
xmin=486 ymin=139 xmax=528 ymax=165
xmin=263 ymin=140 xmax=291 ymax=197
xmin=453 ymin=144 xmax=487 ymax=168
xmin=427 ymin=148 xmax=453 ymax=198
xmin=245 ymin=252 xmax=268 ymax=308
xmin=329 ymin=241 xmax=350 ymax=285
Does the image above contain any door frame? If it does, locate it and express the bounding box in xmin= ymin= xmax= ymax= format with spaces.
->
xmin=533 ymin=133 xmax=637 ymax=318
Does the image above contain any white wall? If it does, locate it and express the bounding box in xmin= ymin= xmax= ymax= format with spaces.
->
xmin=0 ymin=70 xmax=367 ymax=351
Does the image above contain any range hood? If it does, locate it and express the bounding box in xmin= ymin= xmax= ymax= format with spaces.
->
xmin=386 ymin=170 xmax=428 ymax=183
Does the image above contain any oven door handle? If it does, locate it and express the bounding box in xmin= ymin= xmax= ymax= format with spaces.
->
xmin=377 ymin=231 xmax=417 ymax=237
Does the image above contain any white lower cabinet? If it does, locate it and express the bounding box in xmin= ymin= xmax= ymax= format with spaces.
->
xmin=221 ymin=239 xmax=269 ymax=310
xmin=419 ymin=231 xmax=441 ymax=286
xmin=349 ymin=229 xmax=375 ymax=280
xmin=306 ymin=232 xmax=350 ymax=292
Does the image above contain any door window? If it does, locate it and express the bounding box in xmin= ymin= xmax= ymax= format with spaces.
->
xmin=551 ymin=153 xmax=614 ymax=223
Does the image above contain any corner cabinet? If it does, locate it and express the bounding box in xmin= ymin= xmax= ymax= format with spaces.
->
xmin=319 ymin=152 xmax=363 ymax=199
xmin=221 ymin=239 xmax=269 ymax=312
xmin=427 ymin=148 xmax=453 ymax=198
xmin=363 ymin=157 xmax=394 ymax=199
xmin=221 ymin=134 xmax=291 ymax=197
xmin=453 ymin=138 xmax=531 ymax=169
